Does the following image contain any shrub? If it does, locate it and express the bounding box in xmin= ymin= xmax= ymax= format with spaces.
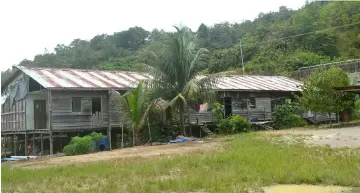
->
xmin=63 ymin=132 xmax=104 ymax=156
xmin=287 ymin=114 xmax=307 ymax=127
xmin=273 ymin=99 xmax=307 ymax=129
xmin=229 ymin=115 xmax=251 ymax=132
xmin=211 ymin=102 xmax=224 ymax=122
xmin=217 ymin=115 xmax=251 ymax=134
xmin=89 ymin=132 xmax=105 ymax=142
xmin=217 ymin=118 xmax=233 ymax=134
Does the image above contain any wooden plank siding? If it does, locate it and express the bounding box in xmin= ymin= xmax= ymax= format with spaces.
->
xmin=188 ymin=91 xmax=275 ymax=124
xmin=1 ymin=99 xmax=26 ymax=131
xmin=50 ymin=91 xmax=109 ymax=130
xmin=108 ymin=90 xmax=126 ymax=127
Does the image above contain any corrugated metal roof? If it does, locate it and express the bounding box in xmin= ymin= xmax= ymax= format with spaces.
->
xmin=210 ymin=75 xmax=302 ymax=92
xmin=16 ymin=66 xmax=149 ymax=90
xmin=15 ymin=66 xmax=302 ymax=92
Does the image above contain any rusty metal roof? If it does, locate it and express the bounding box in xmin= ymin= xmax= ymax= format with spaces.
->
xmin=16 ymin=66 xmax=149 ymax=90
xmin=210 ymin=75 xmax=302 ymax=92
xmin=14 ymin=66 xmax=302 ymax=92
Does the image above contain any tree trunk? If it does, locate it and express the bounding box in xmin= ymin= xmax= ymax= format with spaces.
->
xmin=179 ymin=108 xmax=185 ymax=136
xmin=135 ymin=128 xmax=141 ymax=146
xmin=187 ymin=106 xmax=192 ymax=137
xmin=132 ymin=128 xmax=135 ymax=147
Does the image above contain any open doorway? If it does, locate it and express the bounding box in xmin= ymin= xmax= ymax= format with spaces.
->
xmin=34 ymin=100 xmax=46 ymax=129
xmin=92 ymin=97 xmax=101 ymax=114
xmin=224 ymin=97 xmax=232 ymax=118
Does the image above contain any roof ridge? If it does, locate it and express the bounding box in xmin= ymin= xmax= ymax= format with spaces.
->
xmin=15 ymin=65 xmax=141 ymax=74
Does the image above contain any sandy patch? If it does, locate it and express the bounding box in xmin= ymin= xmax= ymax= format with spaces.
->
xmin=262 ymin=184 xmax=350 ymax=193
xmin=263 ymin=126 xmax=360 ymax=148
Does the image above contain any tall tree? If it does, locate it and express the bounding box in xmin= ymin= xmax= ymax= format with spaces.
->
xmin=197 ymin=23 xmax=210 ymax=48
xmin=145 ymin=26 xmax=219 ymax=135
xmin=299 ymin=67 xmax=353 ymax=124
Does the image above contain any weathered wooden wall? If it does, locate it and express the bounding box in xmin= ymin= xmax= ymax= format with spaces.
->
xmin=51 ymin=90 xmax=109 ymax=130
xmin=108 ymin=90 xmax=126 ymax=127
xmin=188 ymin=91 xmax=297 ymax=124
xmin=1 ymin=99 xmax=26 ymax=131
xmin=1 ymin=72 xmax=27 ymax=131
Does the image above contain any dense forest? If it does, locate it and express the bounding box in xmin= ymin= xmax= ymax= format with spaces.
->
xmin=2 ymin=1 xmax=360 ymax=84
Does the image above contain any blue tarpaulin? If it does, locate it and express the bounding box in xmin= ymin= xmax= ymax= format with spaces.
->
xmin=169 ymin=138 xmax=189 ymax=143
xmin=169 ymin=136 xmax=198 ymax=143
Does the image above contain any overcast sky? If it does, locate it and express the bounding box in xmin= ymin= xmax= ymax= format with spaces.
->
xmin=0 ymin=0 xmax=306 ymax=71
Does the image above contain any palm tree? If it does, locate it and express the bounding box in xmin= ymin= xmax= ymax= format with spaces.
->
xmin=144 ymin=26 xmax=220 ymax=135
xmin=118 ymin=80 xmax=167 ymax=145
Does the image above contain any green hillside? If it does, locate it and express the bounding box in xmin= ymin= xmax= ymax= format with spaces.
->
xmin=2 ymin=1 xmax=360 ymax=83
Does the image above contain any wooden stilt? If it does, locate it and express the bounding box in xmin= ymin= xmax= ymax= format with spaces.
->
xmin=11 ymin=134 xmax=14 ymax=156
xmin=108 ymin=127 xmax=112 ymax=150
xmin=48 ymin=90 xmax=53 ymax=155
xmin=108 ymin=91 xmax=112 ymax=150
xmin=32 ymin=130 xmax=35 ymax=155
xmin=13 ymin=134 xmax=17 ymax=156
xmin=40 ymin=133 xmax=44 ymax=156
xmin=188 ymin=106 xmax=192 ymax=137
xmin=24 ymin=131 xmax=28 ymax=156
xmin=4 ymin=135 xmax=7 ymax=157
xmin=121 ymin=124 xmax=124 ymax=148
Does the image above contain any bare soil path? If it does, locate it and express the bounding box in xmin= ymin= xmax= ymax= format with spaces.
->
xmin=6 ymin=138 xmax=223 ymax=169
xmin=263 ymin=126 xmax=360 ymax=148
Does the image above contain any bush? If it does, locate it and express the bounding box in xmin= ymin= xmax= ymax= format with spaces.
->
xmin=211 ymin=102 xmax=224 ymax=122
xmin=273 ymin=99 xmax=307 ymax=129
xmin=63 ymin=132 xmax=104 ymax=156
xmin=217 ymin=115 xmax=251 ymax=134
xmin=89 ymin=132 xmax=105 ymax=141
xmin=229 ymin=115 xmax=251 ymax=132
xmin=217 ymin=118 xmax=233 ymax=134
xmin=287 ymin=114 xmax=307 ymax=127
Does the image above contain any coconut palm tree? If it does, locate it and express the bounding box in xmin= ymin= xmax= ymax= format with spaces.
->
xmin=118 ymin=80 xmax=167 ymax=145
xmin=144 ymin=26 xmax=221 ymax=135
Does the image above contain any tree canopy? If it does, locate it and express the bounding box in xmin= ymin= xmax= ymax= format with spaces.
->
xmin=299 ymin=67 xmax=353 ymax=122
xmin=2 ymin=1 xmax=360 ymax=83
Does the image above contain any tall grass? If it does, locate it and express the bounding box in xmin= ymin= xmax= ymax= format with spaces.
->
xmin=2 ymin=133 xmax=360 ymax=193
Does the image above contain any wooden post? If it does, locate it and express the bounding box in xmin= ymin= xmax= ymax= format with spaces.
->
xmin=40 ymin=133 xmax=44 ymax=155
xmin=24 ymin=97 xmax=27 ymax=156
xmin=24 ymin=131 xmax=28 ymax=156
xmin=107 ymin=127 xmax=112 ymax=150
xmin=121 ymin=123 xmax=124 ymax=148
xmin=108 ymin=91 xmax=112 ymax=150
xmin=200 ymin=127 xmax=202 ymax=138
xmin=188 ymin=106 xmax=192 ymax=137
xmin=4 ymin=135 xmax=7 ymax=157
xmin=13 ymin=134 xmax=17 ymax=156
xmin=32 ymin=130 xmax=35 ymax=155
xmin=48 ymin=90 xmax=53 ymax=155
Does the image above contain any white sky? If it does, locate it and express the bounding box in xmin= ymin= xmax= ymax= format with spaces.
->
xmin=0 ymin=0 xmax=306 ymax=71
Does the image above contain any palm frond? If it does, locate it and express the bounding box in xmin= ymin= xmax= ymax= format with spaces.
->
xmin=169 ymin=93 xmax=187 ymax=110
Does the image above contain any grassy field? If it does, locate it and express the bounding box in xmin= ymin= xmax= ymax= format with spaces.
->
xmin=2 ymin=133 xmax=360 ymax=193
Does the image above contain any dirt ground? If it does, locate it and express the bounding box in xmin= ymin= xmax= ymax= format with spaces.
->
xmin=6 ymin=138 xmax=223 ymax=169
xmin=6 ymin=126 xmax=360 ymax=169
xmin=263 ymin=126 xmax=360 ymax=148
